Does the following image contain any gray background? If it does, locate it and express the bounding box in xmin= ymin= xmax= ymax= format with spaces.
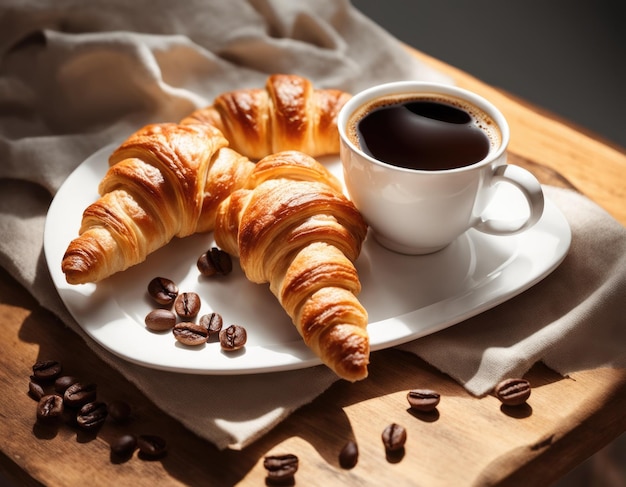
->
xmin=353 ymin=0 xmax=626 ymax=150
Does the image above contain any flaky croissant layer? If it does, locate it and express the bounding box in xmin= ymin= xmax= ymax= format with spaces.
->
xmin=181 ymin=74 xmax=351 ymax=160
xmin=215 ymin=151 xmax=369 ymax=381
xmin=62 ymin=122 xmax=254 ymax=284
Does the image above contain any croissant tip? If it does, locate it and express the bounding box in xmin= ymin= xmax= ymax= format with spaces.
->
xmin=343 ymin=370 xmax=369 ymax=383
xmin=61 ymin=252 xmax=95 ymax=285
xmin=61 ymin=266 xmax=87 ymax=285
xmin=334 ymin=353 xmax=370 ymax=382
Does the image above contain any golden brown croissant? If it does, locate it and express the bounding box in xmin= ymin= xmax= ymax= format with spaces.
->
xmin=214 ymin=151 xmax=370 ymax=381
xmin=180 ymin=74 xmax=351 ymax=160
xmin=62 ymin=122 xmax=254 ymax=284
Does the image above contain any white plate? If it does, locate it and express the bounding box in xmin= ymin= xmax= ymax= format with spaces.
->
xmin=44 ymin=145 xmax=571 ymax=375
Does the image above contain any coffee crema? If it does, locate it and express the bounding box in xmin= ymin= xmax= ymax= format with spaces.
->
xmin=347 ymin=94 xmax=502 ymax=171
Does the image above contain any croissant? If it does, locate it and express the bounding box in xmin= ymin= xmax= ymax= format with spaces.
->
xmin=62 ymin=122 xmax=254 ymax=284
xmin=214 ymin=151 xmax=370 ymax=381
xmin=180 ymin=74 xmax=351 ymax=160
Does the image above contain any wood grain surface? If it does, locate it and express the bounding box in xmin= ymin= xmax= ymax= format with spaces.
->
xmin=1 ymin=47 xmax=625 ymax=486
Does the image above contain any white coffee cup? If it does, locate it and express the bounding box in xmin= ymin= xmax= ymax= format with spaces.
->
xmin=338 ymin=81 xmax=544 ymax=255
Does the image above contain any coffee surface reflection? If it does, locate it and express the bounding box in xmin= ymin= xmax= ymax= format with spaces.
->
xmin=348 ymin=95 xmax=501 ymax=171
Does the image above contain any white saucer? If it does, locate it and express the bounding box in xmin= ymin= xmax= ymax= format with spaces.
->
xmin=44 ymin=146 xmax=571 ymax=374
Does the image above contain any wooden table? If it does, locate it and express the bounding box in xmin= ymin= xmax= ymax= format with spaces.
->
xmin=1 ymin=48 xmax=625 ymax=487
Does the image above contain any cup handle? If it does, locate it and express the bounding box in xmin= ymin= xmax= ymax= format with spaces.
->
xmin=475 ymin=164 xmax=545 ymax=235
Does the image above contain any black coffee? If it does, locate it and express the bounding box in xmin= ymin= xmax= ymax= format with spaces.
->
xmin=349 ymin=95 xmax=500 ymax=170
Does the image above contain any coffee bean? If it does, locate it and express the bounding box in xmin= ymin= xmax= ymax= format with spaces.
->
xmin=137 ymin=434 xmax=167 ymax=459
xmin=36 ymin=394 xmax=64 ymax=423
xmin=108 ymin=400 xmax=132 ymax=423
xmin=173 ymin=322 xmax=209 ymax=346
xmin=338 ymin=440 xmax=359 ymax=469
xmin=32 ymin=360 xmax=62 ymax=382
xmin=219 ymin=324 xmax=247 ymax=351
xmin=198 ymin=312 xmax=223 ymax=338
xmin=197 ymin=247 xmax=232 ymax=277
xmin=111 ymin=434 xmax=138 ymax=458
xmin=147 ymin=277 xmax=179 ymax=305
xmin=174 ymin=292 xmax=201 ymax=319
xmin=76 ymin=401 xmax=108 ymax=430
xmin=54 ymin=375 xmax=79 ymax=394
xmin=494 ymin=378 xmax=531 ymax=406
xmin=264 ymin=453 xmax=299 ymax=483
xmin=407 ymin=389 xmax=440 ymax=412
xmin=145 ymin=308 xmax=177 ymax=332
xmin=28 ymin=381 xmax=45 ymax=401
xmin=64 ymin=382 xmax=97 ymax=408
xmin=382 ymin=423 xmax=407 ymax=452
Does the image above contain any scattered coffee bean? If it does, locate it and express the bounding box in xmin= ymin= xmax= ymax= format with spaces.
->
xmin=219 ymin=324 xmax=247 ymax=351
xmin=54 ymin=375 xmax=79 ymax=394
xmin=174 ymin=292 xmax=201 ymax=319
xmin=264 ymin=453 xmax=299 ymax=483
xmin=199 ymin=312 xmax=223 ymax=338
xmin=108 ymin=400 xmax=132 ymax=423
xmin=407 ymin=389 xmax=441 ymax=412
xmin=27 ymin=360 xmax=170 ymax=466
xmin=494 ymin=378 xmax=531 ymax=406
xmin=32 ymin=360 xmax=62 ymax=382
xmin=111 ymin=434 xmax=138 ymax=458
xmin=76 ymin=401 xmax=108 ymax=430
xmin=147 ymin=277 xmax=179 ymax=306
xmin=173 ymin=322 xmax=209 ymax=346
xmin=382 ymin=423 xmax=407 ymax=452
xmin=145 ymin=308 xmax=177 ymax=332
xmin=36 ymin=394 xmax=64 ymax=424
xmin=64 ymin=382 xmax=97 ymax=408
xmin=28 ymin=381 xmax=45 ymax=401
xmin=197 ymin=247 xmax=233 ymax=277
xmin=338 ymin=440 xmax=359 ymax=469
xmin=137 ymin=434 xmax=167 ymax=459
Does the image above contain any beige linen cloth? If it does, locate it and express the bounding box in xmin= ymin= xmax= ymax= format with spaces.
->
xmin=1 ymin=0 xmax=624 ymax=450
